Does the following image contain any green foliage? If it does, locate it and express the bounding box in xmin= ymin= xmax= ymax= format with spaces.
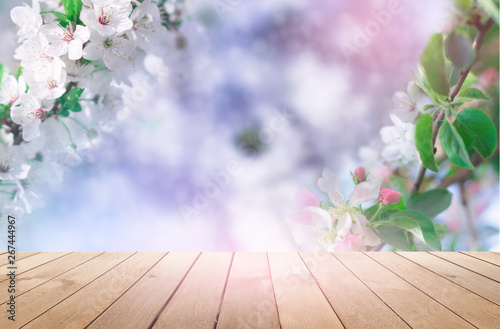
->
xmin=445 ymin=32 xmax=475 ymax=71
xmin=0 ymin=63 xmax=8 ymax=78
xmin=439 ymin=118 xmax=475 ymax=169
xmin=420 ymin=33 xmax=450 ymax=97
xmin=457 ymin=87 xmax=489 ymax=100
xmin=407 ymin=189 xmax=452 ymax=218
xmin=479 ymin=0 xmax=500 ymax=24
xmin=415 ymin=113 xmax=438 ymax=172
xmin=61 ymin=0 xmax=83 ymax=24
xmin=453 ymin=108 xmax=498 ymax=158
xmin=372 ymin=225 xmax=412 ymax=250
xmin=58 ymin=87 xmax=84 ymax=117
xmin=389 ymin=210 xmax=442 ymax=250
xmin=40 ymin=11 xmax=69 ymax=25
xmin=454 ymin=0 xmax=474 ymax=16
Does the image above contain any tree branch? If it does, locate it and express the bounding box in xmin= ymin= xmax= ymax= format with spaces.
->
xmin=411 ymin=17 xmax=495 ymax=194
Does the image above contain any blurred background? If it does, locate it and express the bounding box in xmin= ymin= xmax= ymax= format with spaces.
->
xmin=1 ymin=0 xmax=497 ymax=251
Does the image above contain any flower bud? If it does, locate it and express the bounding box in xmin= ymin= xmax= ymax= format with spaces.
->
xmin=352 ymin=166 xmax=366 ymax=185
xmin=380 ymin=189 xmax=401 ymax=205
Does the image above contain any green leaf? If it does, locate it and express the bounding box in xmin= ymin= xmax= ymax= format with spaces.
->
xmin=457 ymin=87 xmax=489 ymax=100
xmin=454 ymin=108 xmax=498 ymax=158
xmin=0 ymin=63 xmax=9 ymax=78
xmin=40 ymin=11 xmax=69 ymax=23
xmin=439 ymin=118 xmax=475 ymax=169
xmin=455 ymin=0 xmax=474 ymax=15
xmin=415 ymin=113 xmax=439 ymax=172
xmin=372 ymin=225 xmax=412 ymax=250
xmin=420 ymin=33 xmax=450 ymax=97
xmin=61 ymin=0 xmax=83 ymax=24
xmin=59 ymin=87 xmax=84 ymax=114
xmin=390 ymin=209 xmax=442 ymax=250
xmin=445 ymin=32 xmax=475 ymax=70
xmin=407 ymin=189 xmax=452 ymax=218
xmin=479 ymin=0 xmax=500 ymax=24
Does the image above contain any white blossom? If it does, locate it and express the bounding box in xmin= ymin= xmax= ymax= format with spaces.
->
xmin=0 ymin=145 xmax=30 ymax=180
xmin=41 ymin=24 xmax=90 ymax=60
xmin=80 ymin=1 xmax=133 ymax=37
xmin=83 ymin=31 xmax=136 ymax=70
xmin=24 ymin=68 xmax=67 ymax=100
xmin=10 ymin=0 xmax=43 ymax=41
xmin=0 ymin=74 xmax=26 ymax=105
xmin=10 ymin=94 xmax=48 ymax=141
xmin=380 ymin=114 xmax=417 ymax=164
xmin=392 ymin=81 xmax=434 ymax=122
xmin=21 ymin=33 xmax=66 ymax=82
xmin=130 ymin=0 xmax=166 ymax=51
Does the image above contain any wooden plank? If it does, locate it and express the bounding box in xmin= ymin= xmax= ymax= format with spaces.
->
xmin=0 ymin=252 xmax=102 ymax=304
xmin=431 ymin=252 xmax=500 ymax=282
xmin=334 ymin=252 xmax=474 ymax=328
xmin=152 ymin=252 xmax=233 ymax=329
xmin=0 ymin=252 xmax=40 ymax=267
xmin=461 ymin=252 xmax=500 ymax=266
xmin=398 ymin=252 xmax=500 ymax=306
xmin=88 ymin=252 xmax=200 ymax=329
xmin=300 ymin=252 xmax=409 ymax=328
xmin=268 ymin=252 xmax=343 ymax=329
xmin=24 ymin=252 xmax=166 ymax=329
xmin=0 ymin=252 xmax=69 ymax=283
xmin=367 ymin=252 xmax=500 ymax=328
xmin=217 ymin=252 xmax=280 ymax=329
xmin=0 ymin=252 xmax=134 ymax=328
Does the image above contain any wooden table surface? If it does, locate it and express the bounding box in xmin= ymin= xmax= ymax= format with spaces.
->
xmin=1 ymin=252 xmax=499 ymax=328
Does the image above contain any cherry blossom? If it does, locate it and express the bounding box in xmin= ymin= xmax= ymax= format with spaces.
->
xmin=80 ymin=1 xmax=133 ymax=37
xmin=10 ymin=0 xmax=42 ymax=41
xmin=0 ymin=74 xmax=26 ymax=105
xmin=0 ymin=145 xmax=30 ymax=180
xmin=83 ymin=31 xmax=136 ymax=70
xmin=380 ymin=189 xmax=402 ymax=205
xmin=297 ymin=168 xmax=382 ymax=251
xmin=130 ymin=0 xmax=166 ymax=50
xmin=21 ymin=33 xmax=66 ymax=82
xmin=380 ymin=114 xmax=417 ymax=164
xmin=392 ymin=81 xmax=434 ymax=122
xmin=10 ymin=94 xmax=48 ymax=141
xmin=24 ymin=68 xmax=67 ymax=100
xmin=289 ymin=187 xmax=320 ymax=225
xmin=41 ymin=24 xmax=91 ymax=60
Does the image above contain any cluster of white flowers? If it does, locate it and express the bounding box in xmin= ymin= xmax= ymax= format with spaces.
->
xmin=0 ymin=0 xmax=176 ymax=217
xmin=380 ymin=81 xmax=434 ymax=164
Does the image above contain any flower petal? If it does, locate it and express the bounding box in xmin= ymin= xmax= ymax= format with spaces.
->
xmin=336 ymin=212 xmax=352 ymax=238
xmin=352 ymin=213 xmax=381 ymax=246
xmin=304 ymin=206 xmax=332 ymax=231
xmin=335 ymin=234 xmax=364 ymax=251
xmin=317 ymin=167 xmax=344 ymax=204
xmin=349 ymin=177 xmax=383 ymax=206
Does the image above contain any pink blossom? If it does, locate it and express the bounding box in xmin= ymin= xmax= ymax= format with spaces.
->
xmin=335 ymin=234 xmax=364 ymax=251
xmin=353 ymin=166 xmax=366 ymax=183
xmin=380 ymin=189 xmax=401 ymax=205
xmin=290 ymin=187 xmax=320 ymax=225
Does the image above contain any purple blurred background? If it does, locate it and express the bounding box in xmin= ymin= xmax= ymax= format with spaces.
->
xmin=2 ymin=0 xmax=497 ymax=250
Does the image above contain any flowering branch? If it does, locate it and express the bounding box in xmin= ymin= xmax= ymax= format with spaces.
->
xmin=411 ymin=17 xmax=495 ymax=194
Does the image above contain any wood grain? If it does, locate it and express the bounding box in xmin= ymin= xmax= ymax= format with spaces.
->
xmin=24 ymin=253 xmax=166 ymax=329
xmin=0 ymin=252 xmax=134 ymax=328
xmin=217 ymin=252 xmax=280 ymax=329
xmin=268 ymin=252 xmax=343 ymax=329
xmin=430 ymin=252 xmax=500 ymax=282
xmin=368 ymin=252 xmax=500 ymax=328
xmin=335 ymin=252 xmax=474 ymax=328
xmin=398 ymin=252 xmax=500 ymax=306
xmin=461 ymin=252 xmax=500 ymax=266
xmin=152 ymin=252 xmax=233 ymax=329
xmin=88 ymin=252 xmax=200 ymax=329
xmin=300 ymin=252 xmax=409 ymax=328
xmin=0 ymin=252 xmax=101 ymax=304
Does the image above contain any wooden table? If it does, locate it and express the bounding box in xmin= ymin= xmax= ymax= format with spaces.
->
xmin=1 ymin=252 xmax=499 ymax=328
